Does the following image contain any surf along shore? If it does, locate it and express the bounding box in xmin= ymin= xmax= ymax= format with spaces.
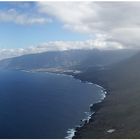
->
xmin=22 ymin=66 xmax=140 ymax=139
xmin=21 ymin=68 xmax=107 ymax=139
xmin=62 ymin=72 xmax=107 ymax=139
xmin=72 ymin=65 xmax=140 ymax=139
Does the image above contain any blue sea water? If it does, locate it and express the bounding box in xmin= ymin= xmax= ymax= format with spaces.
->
xmin=0 ymin=70 xmax=103 ymax=138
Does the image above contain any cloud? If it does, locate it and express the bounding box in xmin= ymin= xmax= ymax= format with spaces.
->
xmin=1 ymin=2 xmax=140 ymax=60
xmin=38 ymin=2 xmax=99 ymax=34
xmin=0 ymin=38 xmax=123 ymax=60
xmin=0 ymin=48 xmax=26 ymax=60
xmin=0 ymin=8 xmax=52 ymax=25
xmin=37 ymin=2 xmax=140 ymax=48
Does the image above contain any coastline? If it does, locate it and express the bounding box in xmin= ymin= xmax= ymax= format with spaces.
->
xmin=63 ymin=68 xmax=140 ymax=138
xmin=54 ymin=72 xmax=108 ymax=139
xmin=51 ymin=70 xmax=109 ymax=139
xmin=65 ymin=81 xmax=107 ymax=139
xmin=20 ymin=69 xmax=108 ymax=139
xmin=71 ymin=74 xmax=107 ymax=139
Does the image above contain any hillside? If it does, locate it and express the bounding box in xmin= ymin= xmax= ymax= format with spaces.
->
xmin=0 ymin=48 xmax=140 ymax=138
xmin=0 ymin=49 xmax=137 ymax=71
xmin=73 ymin=51 xmax=140 ymax=138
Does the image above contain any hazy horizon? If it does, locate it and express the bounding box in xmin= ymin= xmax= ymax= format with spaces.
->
xmin=0 ymin=2 xmax=140 ymax=60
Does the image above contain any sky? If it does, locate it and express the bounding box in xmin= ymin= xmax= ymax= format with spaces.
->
xmin=0 ymin=1 xmax=140 ymax=60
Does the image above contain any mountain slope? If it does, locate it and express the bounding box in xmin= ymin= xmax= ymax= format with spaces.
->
xmin=0 ymin=48 xmax=140 ymax=138
xmin=74 ymin=51 xmax=140 ymax=138
xmin=0 ymin=49 xmax=137 ymax=71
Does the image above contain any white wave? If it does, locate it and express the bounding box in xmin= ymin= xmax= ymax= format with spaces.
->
xmin=65 ymin=83 xmax=107 ymax=139
xmin=89 ymin=103 xmax=93 ymax=107
xmin=34 ymin=71 xmax=107 ymax=139
xmin=65 ymin=128 xmax=76 ymax=139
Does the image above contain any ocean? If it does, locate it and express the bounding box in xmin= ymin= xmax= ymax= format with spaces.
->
xmin=0 ymin=70 xmax=104 ymax=138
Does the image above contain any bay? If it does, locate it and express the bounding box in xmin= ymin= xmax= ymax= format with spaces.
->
xmin=0 ymin=70 xmax=103 ymax=138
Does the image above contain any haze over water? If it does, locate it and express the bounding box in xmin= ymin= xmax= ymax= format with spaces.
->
xmin=0 ymin=70 xmax=103 ymax=138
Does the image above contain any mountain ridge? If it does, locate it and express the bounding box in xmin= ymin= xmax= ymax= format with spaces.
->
xmin=0 ymin=49 xmax=137 ymax=71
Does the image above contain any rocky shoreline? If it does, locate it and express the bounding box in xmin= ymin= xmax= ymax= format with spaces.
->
xmin=62 ymin=72 xmax=108 ymax=139
xmin=20 ymin=68 xmax=108 ymax=139
xmin=65 ymin=86 xmax=107 ymax=139
xmin=30 ymin=68 xmax=140 ymax=138
xmin=43 ymin=70 xmax=108 ymax=139
xmin=65 ymin=69 xmax=116 ymax=139
xmin=70 ymin=67 xmax=139 ymax=138
xmin=72 ymin=76 xmax=108 ymax=139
